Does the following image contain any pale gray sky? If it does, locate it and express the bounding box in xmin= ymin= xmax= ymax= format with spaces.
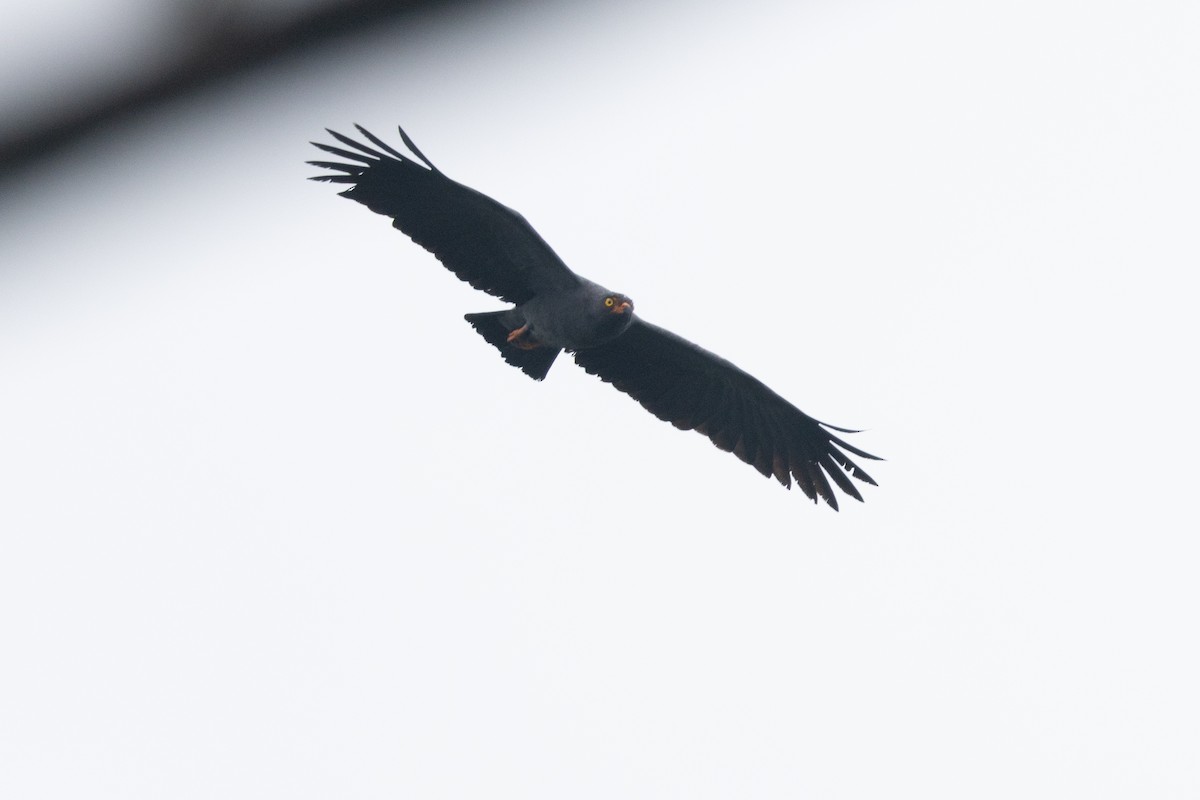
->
xmin=2 ymin=0 xmax=1198 ymax=797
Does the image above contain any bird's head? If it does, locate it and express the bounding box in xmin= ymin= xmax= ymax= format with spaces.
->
xmin=592 ymin=291 xmax=635 ymax=342
xmin=603 ymin=293 xmax=634 ymax=316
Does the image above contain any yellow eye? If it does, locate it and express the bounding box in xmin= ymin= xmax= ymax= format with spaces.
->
xmin=604 ymin=297 xmax=615 ymax=307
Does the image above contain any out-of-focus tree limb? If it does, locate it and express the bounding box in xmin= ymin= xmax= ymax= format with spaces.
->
xmin=0 ymin=0 xmax=476 ymax=182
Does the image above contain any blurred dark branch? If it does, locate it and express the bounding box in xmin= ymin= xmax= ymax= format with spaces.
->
xmin=0 ymin=0 xmax=473 ymax=182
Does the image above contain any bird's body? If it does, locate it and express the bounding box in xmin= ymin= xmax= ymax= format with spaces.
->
xmin=310 ymin=125 xmax=881 ymax=509
xmin=513 ymin=280 xmax=635 ymax=351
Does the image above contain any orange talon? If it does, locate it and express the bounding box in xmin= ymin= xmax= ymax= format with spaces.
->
xmin=506 ymin=323 xmax=541 ymax=350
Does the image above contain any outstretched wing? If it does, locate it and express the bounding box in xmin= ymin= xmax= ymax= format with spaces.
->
xmin=573 ymin=318 xmax=881 ymax=509
xmin=309 ymin=125 xmax=580 ymax=304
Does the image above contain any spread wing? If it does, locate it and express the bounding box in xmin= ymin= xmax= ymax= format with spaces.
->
xmin=309 ymin=125 xmax=580 ymax=304
xmin=573 ymin=318 xmax=881 ymax=509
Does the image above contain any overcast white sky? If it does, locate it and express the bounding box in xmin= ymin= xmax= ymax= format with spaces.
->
xmin=2 ymin=0 xmax=1198 ymax=797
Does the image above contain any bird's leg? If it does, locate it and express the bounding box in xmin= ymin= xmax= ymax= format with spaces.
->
xmin=506 ymin=323 xmax=541 ymax=350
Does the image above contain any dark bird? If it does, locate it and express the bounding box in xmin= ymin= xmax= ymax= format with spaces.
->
xmin=309 ymin=125 xmax=881 ymax=509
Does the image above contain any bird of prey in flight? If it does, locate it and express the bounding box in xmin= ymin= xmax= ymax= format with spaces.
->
xmin=309 ymin=125 xmax=880 ymax=509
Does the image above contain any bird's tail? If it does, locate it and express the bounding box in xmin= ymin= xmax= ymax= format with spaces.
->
xmin=464 ymin=311 xmax=560 ymax=381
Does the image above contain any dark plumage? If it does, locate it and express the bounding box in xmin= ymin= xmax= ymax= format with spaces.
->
xmin=309 ymin=125 xmax=881 ymax=509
